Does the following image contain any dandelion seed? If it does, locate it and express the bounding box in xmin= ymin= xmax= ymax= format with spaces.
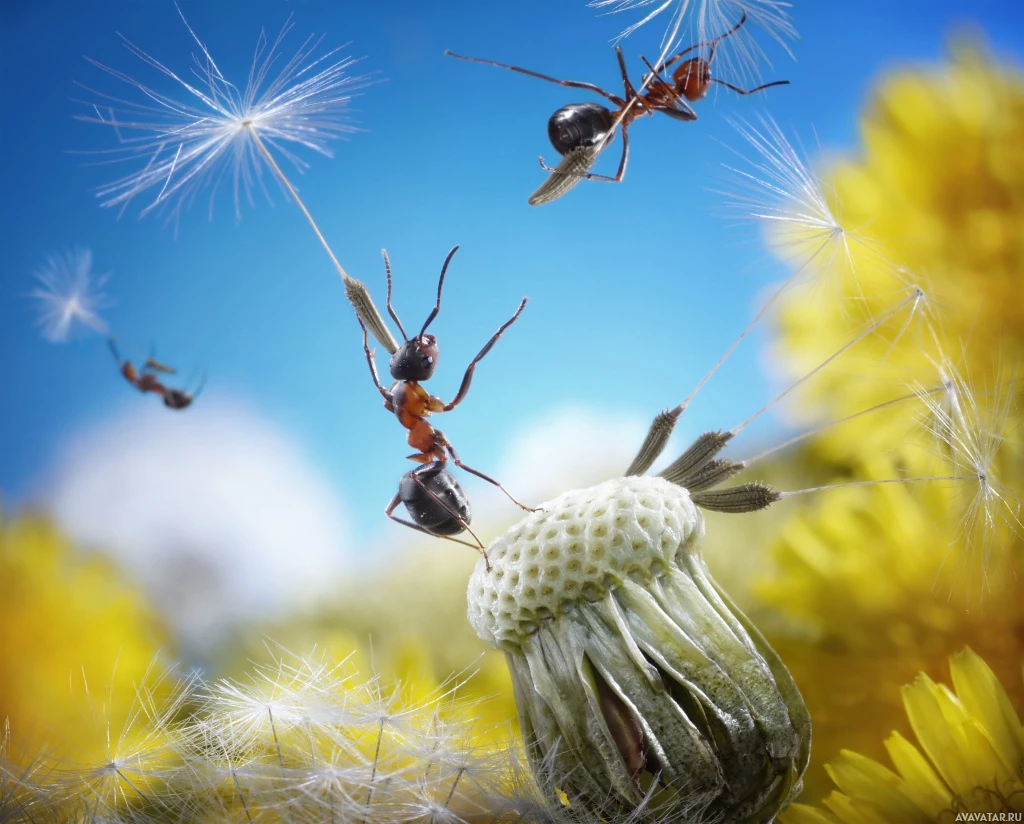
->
xmin=30 ymin=248 xmax=110 ymax=343
xmin=589 ymin=0 xmax=796 ymax=83
xmin=77 ymin=4 xmax=399 ymax=353
xmin=76 ymin=6 xmax=366 ymax=222
xmin=915 ymin=357 xmax=1022 ymax=591
xmin=722 ymin=116 xmax=875 ymax=296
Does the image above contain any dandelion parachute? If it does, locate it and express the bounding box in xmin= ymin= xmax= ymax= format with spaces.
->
xmin=30 ymin=248 xmax=110 ymax=343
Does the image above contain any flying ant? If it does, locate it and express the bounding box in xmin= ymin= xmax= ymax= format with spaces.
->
xmin=358 ymin=245 xmax=530 ymax=568
xmin=445 ymin=11 xmax=789 ymax=204
xmin=108 ymin=338 xmax=203 ymax=410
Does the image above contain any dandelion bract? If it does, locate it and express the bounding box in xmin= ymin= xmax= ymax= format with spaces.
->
xmin=30 ymin=248 xmax=110 ymax=343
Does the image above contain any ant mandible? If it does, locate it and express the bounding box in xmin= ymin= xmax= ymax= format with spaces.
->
xmin=445 ymin=11 xmax=789 ymax=204
xmin=109 ymin=338 xmax=202 ymax=410
xmin=359 ymin=245 xmax=530 ymax=568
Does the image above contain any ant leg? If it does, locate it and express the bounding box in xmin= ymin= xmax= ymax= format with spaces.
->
xmin=538 ymin=124 xmax=630 ymax=182
xmin=615 ymin=46 xmax=639 ymax=100
xmin=108 ymin=338 xmax=141 ymax=385
xmin=446 ymin=444 xmax=535 ymax=513
xmin=418 ymin=245 xmax=459 ymax=338
xmin=386 ymin=486 xmax=492 ymax=569
xmin=381 ymin=249 xmax=409 ymax=342
xmin=444 ymin=50 xmax=627 ymax=108
xmin=711 ymin=78 xmax=791 ymax=95
xmin=443 ymin=298 xmax=528 ymax=412
xmin=360 ymin=320 xmax=395 ymax=409
xmin=654 ymin=10 xmax=749 ymax=74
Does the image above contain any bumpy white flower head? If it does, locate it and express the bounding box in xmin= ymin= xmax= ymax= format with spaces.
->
xmin=466 ymin=468 xmax=808 ymax=822
xmin=468 ymin=477 xmax=703 ymax=649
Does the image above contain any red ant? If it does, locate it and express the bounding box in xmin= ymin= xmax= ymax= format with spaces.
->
xmin=359 ymin=246 xmax=530 ymax=568
xmin=109 ymin=338 xmax=202 ymax=410
xmin=445 ymin=11 xmax=788 ymax=204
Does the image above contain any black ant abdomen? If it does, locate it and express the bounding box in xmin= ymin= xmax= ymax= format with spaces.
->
xmin=399 ymin=463 xmax=472 ymax=537
xmin=162 ymin=389 xmax=194 ymax=410
xmin=547 ymin=103 xmax=616 ymax=156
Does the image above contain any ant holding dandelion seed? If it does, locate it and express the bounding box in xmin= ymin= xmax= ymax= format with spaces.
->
xmin=446 ymin=10 xmax=789 ymax=204
xmin=108 ymin=338 xmax=204 ymax=411
xmin=62 ymin=0 xmax=1020 ymax=584
xmin=358 ymin=245 xmax=532 ymax=569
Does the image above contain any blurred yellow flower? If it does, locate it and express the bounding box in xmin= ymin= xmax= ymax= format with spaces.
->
xmin=2 ymin=645 xmax=542 ymax=823
xmin=753 ymin=44 xmax=1024 ymax=800
xmin=782 ymin=648 xmax=1024 ymax=823
xmin=0 ymin=514 xmax=170 ymax=773
xmin=775 ymin=42 xmax=1024 ymax=442
xmin=238 ymin=544 xmax=519 ymax=731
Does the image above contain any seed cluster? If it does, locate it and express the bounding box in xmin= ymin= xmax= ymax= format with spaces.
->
xmin=468 ymin=476 xmax=704 ymax=648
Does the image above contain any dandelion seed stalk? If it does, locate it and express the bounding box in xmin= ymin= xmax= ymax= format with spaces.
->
xmin=245 ymin=124 xmax=398 ymax=352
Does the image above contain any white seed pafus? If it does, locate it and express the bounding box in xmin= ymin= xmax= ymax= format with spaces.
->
xmin=467 ymin=476 xmax=810 ymax=821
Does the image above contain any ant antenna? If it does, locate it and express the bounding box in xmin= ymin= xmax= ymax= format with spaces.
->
xmin=711 ymin=77 xmax=791 ymax=95
xmin=382 ymin=249 xmax=409 ymax=343
xmin=420 ymin=245 xmax=460 ymax=339
xmin=107 ymin=336 xmax=123 ymax=366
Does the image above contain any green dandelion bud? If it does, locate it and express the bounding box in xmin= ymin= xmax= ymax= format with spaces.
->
xmin=467 ymin=475 xmax=810 ymax=821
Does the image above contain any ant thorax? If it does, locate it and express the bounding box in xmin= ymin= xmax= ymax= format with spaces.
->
xmin=392 ymin=381 xmax=439 ymax=422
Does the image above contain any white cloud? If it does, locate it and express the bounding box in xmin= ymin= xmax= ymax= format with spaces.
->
xmin=491 ymin=406 xmax=651 ymax=506
xmin=41 ymin=399 xmax=350 ymax=653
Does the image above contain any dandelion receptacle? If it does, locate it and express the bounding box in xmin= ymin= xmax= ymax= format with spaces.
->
xmin=468 ymin=473 xmax=810 ymax=821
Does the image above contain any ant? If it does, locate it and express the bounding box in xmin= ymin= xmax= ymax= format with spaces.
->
xmin=445 ymin=11 xmax=788 ymax=204
xmin=359 ymin=245 xmax=530 ymax=568
xmin=108 ymin=338 xmax=203 ymax=410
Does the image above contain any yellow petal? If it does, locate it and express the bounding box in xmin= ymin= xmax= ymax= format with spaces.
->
xmin=902 ymin=675 xmax=975 ymax=798
xmin=958 ymin=716 xmax=1021 ymax=806
xmin=781 ymin=802 xmax=844 ymax=824
xmin=883 ymin=731 xmax=952 ymax=818
xmin=825 ymin=749 xmax=930 ymax=824
xmin=949 ymin=647 xmax=1024 ymax=770
xmin=822 ymin=790 xmax=896 ymax=824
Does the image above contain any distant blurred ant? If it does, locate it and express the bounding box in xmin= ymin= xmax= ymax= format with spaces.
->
xmin=109 ymin=338 xmax=203 ymax=410
xmin=446 ymin=11 xmax=788 ymax=203
xmin=359 ymin=245 xmax=530 ymax=568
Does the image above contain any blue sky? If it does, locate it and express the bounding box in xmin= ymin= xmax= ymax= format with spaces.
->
xmin=2 ymin=0 xmax=1023 ymax=555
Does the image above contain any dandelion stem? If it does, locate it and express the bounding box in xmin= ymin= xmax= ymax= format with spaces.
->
xmin=268 ymin=707 xmax=284 ymax=768
xmin=231 ymin=769 xmax=255 ymax=824
xmin=779 ymin=475 xmax=973 ymax=498
xmin=731 ymin=292 xmax=917 ymax=435
xmin=245 ymin=125 xmax=398 ymax=353
xmin=444 ymin=766 xmax=465 ymax=808
xmin=743 ymin=386 xmax=943 ymax=465
xmin=363 ymin=717 xmax=385 ymax=818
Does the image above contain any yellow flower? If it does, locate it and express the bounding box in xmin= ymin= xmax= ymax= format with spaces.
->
xmin=775 ymin=43 xmax=1024 ymax=444
xmin=782 ymin=648 xmax=1024 ymax=822
xmin=239 ymin=544 xmax=520 ymax=731
xmin=0 ymin=514 xmax=170 ymax=776
xmin=752 ymin=44 xmax=1024 ymax=800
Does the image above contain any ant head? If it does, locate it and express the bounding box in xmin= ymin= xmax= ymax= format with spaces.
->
xmin=674 ymin=58 xmax=712 ymax=101
xmin=163 ymin=389 xmax=194 ymax=410
xmin=547 ymin=103 xmax=616 ymax=156
xmin=390 ymin=334 xmax=439 ymax=381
